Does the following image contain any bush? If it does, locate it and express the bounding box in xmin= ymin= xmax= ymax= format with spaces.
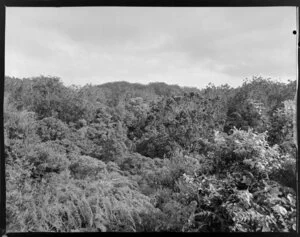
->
xmin=178 ymin=173 xmax=296 ymax=232
xmin=25 ymin=142 xmax=70 ymax=179
xmin=69 ymin=155 xmax=107 ymax=179
xmin=269 ymin=155 xmax=296 ymax=190
xmin=4 ymin=110 xmax=37 ymax=142
xmin=36 ymin=117 xmax=69 ymax=142
xmin=136 ymin=134 xmax=179 ymax=159
xmin=7 ymin=154 xmax=159 ymax=232
xmin=5 ymin=77 xmax=297 ymax=232
xmin=209 ymin=128 xmax=282 ymax=176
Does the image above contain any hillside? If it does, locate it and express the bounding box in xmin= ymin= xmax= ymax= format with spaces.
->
xmin=4 ymin=75 xmax=297 ymax=232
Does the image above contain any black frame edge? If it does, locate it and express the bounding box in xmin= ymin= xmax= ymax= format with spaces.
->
xmin=0 ymin=2 xmax=5 ymax=237
xmin=1 ymin=1 xmax=299 ymax=237
xmin=296 ymin=5 xmax=300 ymax=236
xmin=2 ymin=0 xmax=300 ymax=7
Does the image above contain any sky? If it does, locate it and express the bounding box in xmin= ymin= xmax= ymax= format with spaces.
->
xmin=5 ymin=7 xmax=297 ymax=88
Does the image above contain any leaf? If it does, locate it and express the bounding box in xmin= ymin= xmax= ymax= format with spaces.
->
xmin=95 ymin=222 xmax=107 ymax=232
xmin=272 ymin=205 xmax=287 ymax=216
xmin=269 ymin=187 xmax=281 ymax=197
xmin=287 ymin=194 xmax=295 ymax=205
xmin=262 ymin=225 xmax=270 ymax=232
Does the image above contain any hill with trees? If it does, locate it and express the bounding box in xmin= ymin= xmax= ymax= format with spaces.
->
xmin=4 ymin=75 xmax=297 ymax=232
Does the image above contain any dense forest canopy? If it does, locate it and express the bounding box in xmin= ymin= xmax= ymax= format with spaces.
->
xmin=4 ymin=75 xmax=297 ymax=232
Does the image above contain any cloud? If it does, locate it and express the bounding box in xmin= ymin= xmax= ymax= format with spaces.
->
xmin=153 ymin=7 xmax=296 ymax=79
xmin=5 ymin=7 xmax=296 ymax=88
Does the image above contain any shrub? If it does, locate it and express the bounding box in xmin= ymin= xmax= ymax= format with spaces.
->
xmin=4 ymin=110 xmax=37 ymax=142
xmin=210 ymin=128 xmax=282 ymax=176
xmin=136 ymin=134 xmax=179 ymax=159
xmin=25 ymin=143 xmax=70 ymax=179
xmin=179 ymin=173 xmax=296 ymax=232
xmin=7 ymin=155 xmax=159 ymax=232
xmin=69 ymin=155 xmax=107 ymax=179
xmin=36 ymin=117 xmax=69 ymax=142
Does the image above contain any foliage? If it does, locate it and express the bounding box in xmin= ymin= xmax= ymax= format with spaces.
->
xmin=36 ymin=117 xmax=69 ymax=142
xmin=268 ymin=100 xmax=296 ymax=153
xmin=6 ymin=143 xmax=158 ymax=232
xmin=178 ymin=128 xmax=296 ymax=232
xmin=181 ymin=174 xmax=296 ymax=232
xmin=5 ymin=76 xmax=297 ymax=232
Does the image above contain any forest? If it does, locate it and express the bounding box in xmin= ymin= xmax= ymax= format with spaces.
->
xmin=4 ymin=75 xmax=297 ymax=232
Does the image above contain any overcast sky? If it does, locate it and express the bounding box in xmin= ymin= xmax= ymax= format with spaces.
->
xmin=5 ymin=7 xmax=297 ymax=88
